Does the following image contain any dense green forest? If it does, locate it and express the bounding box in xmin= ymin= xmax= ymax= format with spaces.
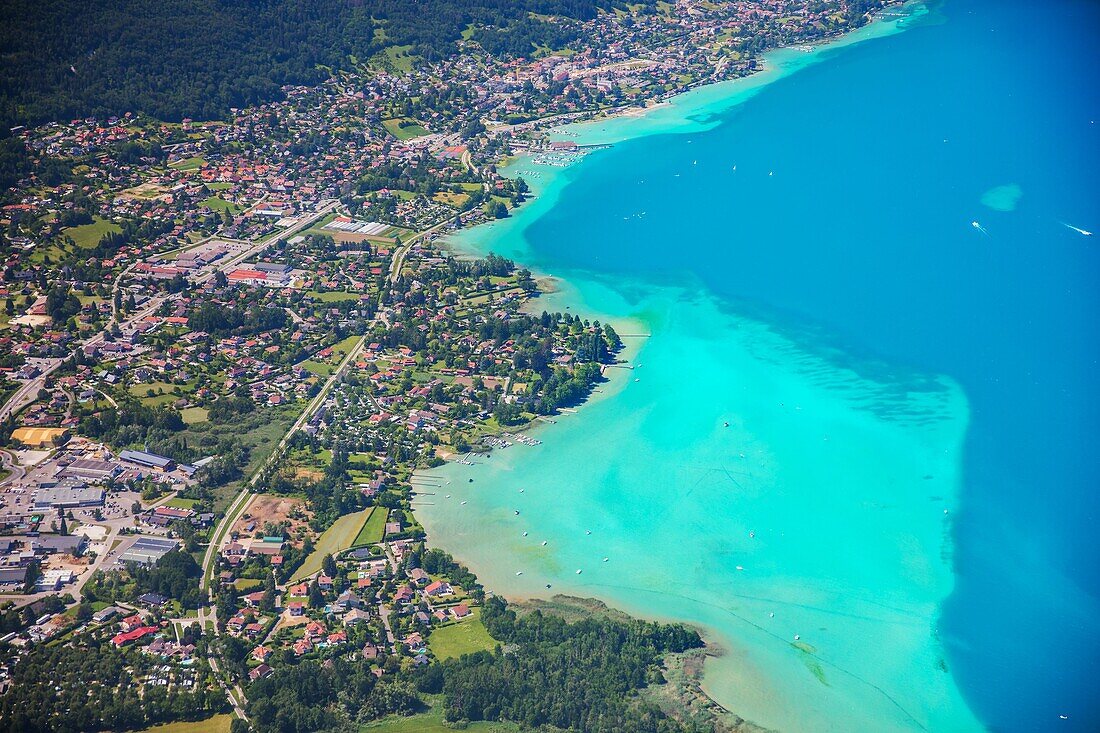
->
xmin=0 ymin=0 xmax=645 ymax=132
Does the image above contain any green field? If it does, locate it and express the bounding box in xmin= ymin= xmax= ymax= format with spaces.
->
xmin=428 ymin=608 xmax=496 ymax=661
xmin=307 ymin=290 xmax=362 ymax=303
xmin=180 ymin=406 xmax=209 ymax=424
xmin=361 ymin=702 xmax=516 ymax=733
xmin=201 ymin=195 xmax=240 ymax=214
xmin=169 ymin=156 xmax=205 ymax=171
xmin=165 ymin=497 xmax=200 ymax=510
xmin=352 ymin=507 xmax=388 ymax=547
xmin=382 ymin=117 xmax=429 ymax=140
xmin=64 ymin=217 xmax=121 ymax=249
xmin=140 ymin=715 xmax=234 ymax=733
xmin=292 ymin=508 xmax=372 ymax=581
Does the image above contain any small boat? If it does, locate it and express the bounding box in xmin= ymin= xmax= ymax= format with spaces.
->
xmin=749 ymin=530 xmax=755 ymax=538
xmin=516 ymin=571 xmax=523 ymax=576
xmin=794 ymin=634 xmax=801 ymax=641
xmin=736 ymin=565 xmax=744 ymax=571
xmin=546 ymin=584 xmax=552 ymax=589
xmin=445 ymin=494 xmax=451 ymax=499
xmin=1061 ymin=222 xmax=1093 ymax=236
xmin=460 ymin=500 xmax=467 ymax=505
xmin=723 ymin=421 xmax=729 ymax=427
xmin=541 ymin=541 xmax=547 ymax=546
xmin=769 ymin=612 xmax=774 ymax=618
xmin=514 ymin=509 xmax=520 ymax=515
xmin=602 ymin=557 xmax=609 ymax=562
xmin=522 ymin=532 xmax=528 ymax=537
xmin=586 ymin=530 xmax=592 ymax=535
xmin=576 ymin=569 xmax=583 ymax=574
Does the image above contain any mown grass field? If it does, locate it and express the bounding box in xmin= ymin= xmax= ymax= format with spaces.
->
xmin=292 ymin=508 xmax=372 ymax=580
xmin=307 ymin=290 xmax=362 ymax=303
xmin=201 ymin=195 xmax=240 ymax=214
xmin=428 ymin=608 xmax=496 ymax=661
xmin=139 ymin=715 xmax=234 ymax=733
xmin=169 ymin=156 xmax=205 ymax=171
xmin=382 ymin=117 xmax=429 ymax=140
xmin=64 ymin=217 xmax=121 ymax=249
xmin=352 ymin=506 xmax=388 ymax=547
xmin=361 ymin=700 xmax=517 ymax=733
xmin=180 ymin=406 xmax=209 ymax=424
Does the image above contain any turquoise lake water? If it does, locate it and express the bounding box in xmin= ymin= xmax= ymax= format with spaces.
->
xmin=418 ymin=1 xmax=1100 ymax=730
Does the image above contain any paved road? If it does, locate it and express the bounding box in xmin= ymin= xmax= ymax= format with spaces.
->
xmin=0 ymin=448 xmax=25 ymax=485
xmin=200 ymin=332 xmax=369 ymax=592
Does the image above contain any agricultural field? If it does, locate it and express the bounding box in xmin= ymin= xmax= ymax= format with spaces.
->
xmin=291 ymin=508 xmax=372 ymax=581
xmin=351 ymin=506 xmax=388 ymax=547
xmin=139 ymin=715 xmax=234 ymax=733
xmin=306 ymin=290 xmax=362 ymax=303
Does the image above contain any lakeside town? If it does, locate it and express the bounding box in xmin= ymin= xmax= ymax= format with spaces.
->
xmin=0 ymin=2 xmax=900 ymax=731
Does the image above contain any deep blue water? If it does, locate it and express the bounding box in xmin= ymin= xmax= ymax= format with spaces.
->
xmin=519 ymin=1 xmax=1100 ymax=729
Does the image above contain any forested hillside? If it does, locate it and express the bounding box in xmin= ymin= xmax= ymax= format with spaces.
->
xmin=0 ymin=0 xmax=640 ymax=132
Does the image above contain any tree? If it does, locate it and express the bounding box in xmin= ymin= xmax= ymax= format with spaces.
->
xmin=322 ymin=554 xmax=337 ymax=579
xmin=308 ymin=580 xmax=324 ymax=608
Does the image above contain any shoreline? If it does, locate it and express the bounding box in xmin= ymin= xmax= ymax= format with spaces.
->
xmin=415 ymin=2 xmax=973 ymax=731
